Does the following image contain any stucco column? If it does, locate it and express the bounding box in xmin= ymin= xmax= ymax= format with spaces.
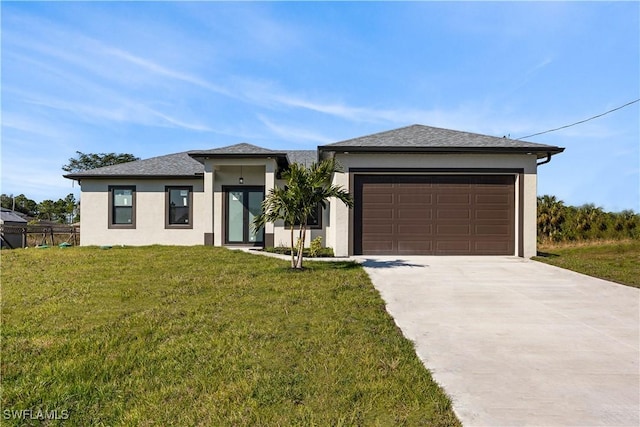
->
xmin=330 ymin=169 xmax=350 ymax=257
xmin=264 ymin=160 xmax=276 ymax=247
xmin=211 ymin=161 xmax=224 ymax=246
xmin=523 ymin=172 xmax=538 ymax=258
xmin=203 ymin=163 xmax=215 ymax=245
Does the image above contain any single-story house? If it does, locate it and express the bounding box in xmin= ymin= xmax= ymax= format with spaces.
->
xmin=64 ymin=124 xmax=564 ymax=257
xmin=1 ymin=208 xmax=28 ymax=249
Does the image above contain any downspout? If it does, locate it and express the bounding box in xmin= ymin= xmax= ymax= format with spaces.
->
xmin=537 ymin=152 xmax=552 ymax=166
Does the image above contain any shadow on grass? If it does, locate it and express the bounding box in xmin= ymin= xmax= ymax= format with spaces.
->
xmin=278 ymin=261 xmax=363 ymax=273
xmin=536 ymin=251 xmax=560 ymax=258
xmin=360 ymin=259 xmax=427 ymax=269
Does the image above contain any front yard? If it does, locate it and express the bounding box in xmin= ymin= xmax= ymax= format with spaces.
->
xmin=534 ymin=239 xmax=640 ymax=288
xmin=1 ymin=246 xmax=459 ymax=426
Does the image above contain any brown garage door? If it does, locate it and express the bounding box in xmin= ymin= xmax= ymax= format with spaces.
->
xmin=354 ymin=175 xmax=515 ymax=255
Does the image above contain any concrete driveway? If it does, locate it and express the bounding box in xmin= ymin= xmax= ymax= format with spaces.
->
xmin=357 ymin=256 xmax=639 ymax=427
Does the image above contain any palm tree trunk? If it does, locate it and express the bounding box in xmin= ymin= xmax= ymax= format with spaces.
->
xmin=289 ymin=225 xmax=295 ymax=268
xmin=296 ymin=225 xmax=306 ymax=269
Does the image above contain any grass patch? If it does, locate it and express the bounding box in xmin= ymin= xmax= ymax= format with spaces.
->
xmin=534 ymin=239 xmax=640 ymax=288
xmin=1 ymin=246 xmax=459 ymax=426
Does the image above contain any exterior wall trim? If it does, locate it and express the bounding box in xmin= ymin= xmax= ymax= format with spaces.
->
xmin=349 ymin=167 xmax=525 ymax=174
xmin=347 ymin=168 xmax=525 ymax=256
xmin=221 ymin=185 xmax=265 ymax=246
xmin=107 ymin=185 xmax=136 ymax=229
xmin=165 ymin=185 xmax=194 ymax=229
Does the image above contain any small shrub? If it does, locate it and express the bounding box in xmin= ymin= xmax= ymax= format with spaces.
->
xmin=309 ymin=236 xmax=323 ymax=257
xmin=264 ymin=246 xmax=334 ymax=258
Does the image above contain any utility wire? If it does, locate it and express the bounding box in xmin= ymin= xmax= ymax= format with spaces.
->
xmin=516 ymin=98 xmax=640 ymax=140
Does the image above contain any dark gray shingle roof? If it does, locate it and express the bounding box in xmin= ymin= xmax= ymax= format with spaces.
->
xmin=285 ymin=150 xmax=317 ymax=166
xmin=188 ymin=143 xmax=292 ymax=170
xmin=63 ymin=152 xmax=204 ymax=179
xmin=1 ymin=208 xmax=28 ymax=223
xmin=63 ymin=124 xmax=564 ymax=180
xmin=188 ymin=143 xmax=283 ymax=156
xmin=320 ymin=124 xmax=564 ymax=156
xmin=63 ymin=145 xmax=317 ymax=179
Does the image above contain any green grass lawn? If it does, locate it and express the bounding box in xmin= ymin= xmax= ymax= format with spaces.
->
xmin=1 ymin=246 xmax=459 ymax=426
xmin=534 ymin=239 xmax=640 ymax=288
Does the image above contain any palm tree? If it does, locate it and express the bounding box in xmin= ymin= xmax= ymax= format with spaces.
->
xmin=253 ymin=158 xmax=353 ymax=269
xmin=537 ymin=195 xmax=566 ymax=242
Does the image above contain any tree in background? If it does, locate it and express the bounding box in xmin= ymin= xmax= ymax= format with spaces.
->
xmin=1 ymin=193 xmax=78 ymax=223
xmin=537 ymin=195 xmax=566 ymax=242
xmin=1 ymin=194 xmax=38 ymax=216
xmin=538 ymin=195 xmax=640 ymax=243
xmin=37 ymin=199 xmax=57 ymax=222
xmin=62 ymin=151 xmax=139 ymax=173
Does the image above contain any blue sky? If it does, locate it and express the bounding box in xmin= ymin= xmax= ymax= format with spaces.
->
xmin=2 ymin=1 xmax=639 ymax=212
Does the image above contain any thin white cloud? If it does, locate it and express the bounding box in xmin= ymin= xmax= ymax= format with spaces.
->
xmin=258 ymin=115 xmax=334 ymax=144
xmin=264 ymin=92 xmax=532 ymax=138
xmin=102 ymin=47 xmax=233 ymax=97
xmin=1 ymin=113 xmax=69 ymax=139
xmin=147 ymin=108 xmax=212 ymax=132
xmin=22 ymin=95 xmax=212 ymax=132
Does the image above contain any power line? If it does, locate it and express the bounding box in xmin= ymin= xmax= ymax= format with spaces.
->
xmin=516 ymin=98 xmax=640 ymax=140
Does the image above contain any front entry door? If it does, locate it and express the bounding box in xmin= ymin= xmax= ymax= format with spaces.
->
xmin=225 ymin=187 xmax=264 ymax=245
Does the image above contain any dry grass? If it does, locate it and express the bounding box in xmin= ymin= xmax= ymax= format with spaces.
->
xmin=535 ymin=239 xmax=640 ymax=288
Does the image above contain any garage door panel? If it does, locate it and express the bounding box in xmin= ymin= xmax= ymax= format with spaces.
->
xmin=436 ymin=241 xmax=472 ymax=253
xmin=435 ymin=176 xmax=473 ymax=185
xmin=361 ymin=240 xmax=394 ymax=252
xmin=397 ymin=193 xmax=433 ymax=204
xmin=398 ymin=241 xmax=433 ymax=252
xmin=476 ymin=209 xmax=510 ymax=220
xmin=398 ymin=209 xmax=433 ymax=220
xmin=475 ymin=224 xmax=511 ymax=235
xmin=397 ymin=224 xmax=432 ymax=234
xmin=397 ymin=225 xmax=433 ymax=236
xmin=437 ymin=194 xmax=471 ymax=204
xmin=475 ymin=194 xmax=511 ymax=205
xmin=365 ymin=208 xmax=394 ymax=219
xmin=475 ymin=241 xmax=512 ymax=253
xmin=437 ymin=224 xmax=471 ymax=235
xmin=356 ymin=175 xmax=515 ymax=255
xmin=363 ymin=193 xmax=394 ymax=204
xmin=363 ymin=224 xmax=394 ymax=234
xmin=365 ymin=182 xmax=394 ymax=189
xmin=438 ymin=209 xmax=471 ymax=219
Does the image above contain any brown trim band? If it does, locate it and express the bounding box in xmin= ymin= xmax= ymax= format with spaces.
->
xmin=65 ymin=175 xmax=203 ymax=181
xmin=204 ymin=233 xmax=214 ymax=246
xmin=320 ymin=146 xmax=564 ymax=158
xmin=349 ymin=167 xmax=525 ymax=174
xmin=108 ymin=185 xmax=136 ymax=229
xmin=222 ymin=185 xmax=266 ymax=246
xmin=165 ymin=186 xmax=194 ymax=229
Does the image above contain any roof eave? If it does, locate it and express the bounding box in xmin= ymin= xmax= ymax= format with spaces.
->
xmin=318 ymin=145 xmax=565 ymax=158
xmin=63 ymin=173 xmax=204 ymax=181
xmin=188 ymin=152 xmax=290 ymax=168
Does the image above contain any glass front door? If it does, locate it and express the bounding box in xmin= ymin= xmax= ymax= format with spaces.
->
xmin=226 ymin=187 xmax=264 ymax=244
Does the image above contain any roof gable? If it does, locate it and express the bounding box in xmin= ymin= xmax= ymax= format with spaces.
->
xmin=285 ymin=150 xmax=317 ymax=166
xmin=188 ymin=142 xmax=282 ymax=156
xmin=320 ymin=124 xmax=564 ymax=156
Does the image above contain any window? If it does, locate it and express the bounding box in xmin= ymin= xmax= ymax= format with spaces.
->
xmin=287 ymin=203 xmax=322 ymax=229
xmin=166 ymin=186 xmax=193 ymax=229
xmin=109 ymin=186 xmax=136 ymax=229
